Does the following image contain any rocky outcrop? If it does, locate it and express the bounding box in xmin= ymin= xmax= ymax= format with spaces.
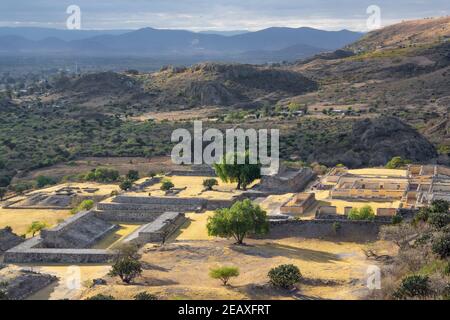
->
xmin=308 ymin=116 xmax=437 ymax=168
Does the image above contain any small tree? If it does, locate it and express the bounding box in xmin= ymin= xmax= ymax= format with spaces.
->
xmin=160 ymin=179 xmax=174 ymax=191
xmin=386 ymin=156 xmax=411 ymax=169
xmin=36 ymin=175 xmax=57 ymax=188
xmin=268 ymin=264 xmax=302 ymax=289
xmin=428 ymin=211 xmax=450 ymax=229
xmin=209 ymin=266 xmax=240 ymax=286
xmin=207 ymin=199 xmax=269 ymax=245
xmin=0 ymin=188 xmax=6 ymax=201
xmin=119 ymin=179 xmax=133 ymax=191
xmin=109 ymin=257 xmax=142 ymax=284
xmin=126 ymin=170 xmax=140 ymax=182
xmin=203 ymin=179 xmax=218 ymax=191
xmin=134 ymin=292 xmax=158 ymax=300
xmin=71 ymin=199 xmax=94 ymax=214
xmin=347 ymin=205 xmax=375 ymax=221
xmin=27 ymin=221 xmax=48 ymax=237
xmin=394 ymin=275 xmax=431 ymax=299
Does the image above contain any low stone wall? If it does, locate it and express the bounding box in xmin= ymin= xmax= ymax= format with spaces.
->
xmin=266 ymin=219 xmax=388 ymax=242
xmin=4 ymin=237 xmax=116 ymax=264
xmin=123 ymin=212 xmax=187 ymax=244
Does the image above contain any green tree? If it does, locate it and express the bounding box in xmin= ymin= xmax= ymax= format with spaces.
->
xmin=119 ymin=179 xmax=133 ymax=191
xmin=347 ymin=205 xmax=375 ymax=221
xmin=160 ymin=179 xmax=174 ymax=191
xmin=209 ymin=266 xmax=240 ymax=286
xmin=268 ymin=264 xmax=302 ymax=289
xmin=432 ymin=233 xmax=450 ymax=259
xmin=70 ymin=200 xmax=95 ymax=215
xmin=203 ymin=178 xmax=218 ymax=191
xmin=109 ymin=257 xmax=142 ymax=284
xmin=385 ymin=156 xmax=411 ymax=169
xmin=126 ymin=170 xmax=139 ymax=182
xmin=27 ymin=221 xmax=48 ymax=236
xmin=36 ymin=175 xmax=57 ymax=188
xmin=207 ymin=199 xmax=268 ymax=245
xmin=214 ymin=152 xmax=261 ymax=190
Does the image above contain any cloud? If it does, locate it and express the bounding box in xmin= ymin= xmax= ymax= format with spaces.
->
xmin=0 ymin=0 xmax=448 ymax=31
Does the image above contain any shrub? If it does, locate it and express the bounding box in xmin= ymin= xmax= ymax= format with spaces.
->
xmin=394 ymin=275 xmax=431 ymax=299
xmin=432 ymin=233 xmax=450 ymax=259
xmin=207 ymin=199 xmax=268 ymax=245
xmin=268 ymin=264 xmax=302 ymax=289
xmin=86 ymin=294 xmax=115 ymax=300
xmin=203 ymin=179 xmax=219 ymax=191
xmin=392 ymin=215 xmax=403 ymax=225
xmin=119 ymin=179 xmax=133 ymax=191
xmin=85 ymin=168 xmax=120 ymax=183
xmin=444 ymin=261 xmax=450 ymax=276
xmin=428 ymin=211 xmax=450 ymax=229
xmin=347 ymin=205 xmax=375 ymax=221
xmin=71 ymin=200 xmax=94 ymax=215
xmin=134 ymin=292 xmax=158 ymax=300
xmin=109 ymin=257 xmax=142 ymax=284
xmin=209 ymin=266 xmax=240 ymax=286
xmin=0 ymin=187 xmax=7 ymax=201
xmin=36 ymin=175 xmax=57 ymax=188
xmin=385 ymin=156 xmax=411 ymax=169
xmin=160 ymin=179 xmax=174 ymax=191
xmin=27 ymin=221 xmax=48 ymax=236
xmin=430 ymin=200 xmax=449 ymax=214
xmin=332 ymin=222 xmax=342 ymax=234
xmin=126 ymin=170 xmax=139 ymax=182
xmin=110 ymin=190 xmax=119 ymax=197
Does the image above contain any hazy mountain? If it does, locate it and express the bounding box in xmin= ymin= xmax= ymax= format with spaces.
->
xmin=0 ymin=26 xmax=363 ymax=63
xmin=197 ymin=30 xmax=249 ymax=36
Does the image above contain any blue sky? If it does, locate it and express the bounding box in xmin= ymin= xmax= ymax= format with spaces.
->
xmin=0 ymin=0 xmax=448 ymax=31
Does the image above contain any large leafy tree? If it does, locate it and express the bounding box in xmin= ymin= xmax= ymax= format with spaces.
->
xmin=213 ymin=152 xmax=261 ymax=190
xmin=207 ymin=199 xmax=269 ymax=245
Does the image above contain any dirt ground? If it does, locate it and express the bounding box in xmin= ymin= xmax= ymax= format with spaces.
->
xmin=78 ymin=238 xmax=393 ymax=300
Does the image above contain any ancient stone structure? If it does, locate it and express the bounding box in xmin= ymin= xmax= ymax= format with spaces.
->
xmin=123 ymin=212 xmax=186 ymax=245
xmin=258 ymin=166 xmax=315 ymax=194
xmin=0 ymin=228 xmax=24 ymax=254
xmin=280 ymin=193 xmax=316 ymax=215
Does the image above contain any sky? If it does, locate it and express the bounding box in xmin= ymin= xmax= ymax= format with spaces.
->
xmin=0 ymin=0 xmax=448 ymax=31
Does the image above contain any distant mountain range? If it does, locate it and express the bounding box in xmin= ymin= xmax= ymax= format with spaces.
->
xmin=0 ymin=26 xmax=363 ymax=63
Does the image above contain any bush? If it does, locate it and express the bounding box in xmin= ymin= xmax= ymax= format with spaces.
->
xmin=110 ymin=190 xmax=119 ymax=197
xmin=134 ymin=292 xmax=158 ymax=300
xmin=27 ymin=221 xmax=48 ymax=236
xmin=332 ymin=222 xmax=342 ymax=234
xmin=160 ymin=179 xmax=174 ymax=191
xmin=432 ymin=233 xmax=450 ymax=259
xmin=36 ymin=175 xmax=57 ymax=188
xmin=0 ymin=188 xmax=6 ymax=201
xmin=86 ymin=294 xmax=115 ymax=300
xmin=119 ymin=179 xmax=133 ymax=191
xmin=126 ymin=170 xmax=139 ymax=182
xmin=268 ymin=264 xmax=302 ymax=289
xmin=428 ymin=211 xmax=450 ymax=229
xmin=347 ymin=205 xmax=375 ymax=221
xmin=394 ymin=275 xmax=431 ymax=299
xmin=386 ymin=156 xmax=411 ymax=169
xmin=430 ymin=200 xmax=449 ymax=214
xmin=209 ymin=266 xmax=240 ymax=286
xmin=70 ymin=200 xmax=94 ymax=215
xmin=203 ymin=179 xmax=219 ymax=191
xmin=85 ymin=168 xmax=120 ymax=183
xmin=392 ymin=215 xmax=403 ymax=225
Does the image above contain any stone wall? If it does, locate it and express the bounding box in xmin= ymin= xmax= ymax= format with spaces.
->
xmin=266 ymin=219 xmax=388 ymax=242
xmin=258 ymin=167 xmax=315 ymax=194
xmin=4 ymin=237 xmax=116 ymax=264
xmin=123 ymin=212 xmax=187 ymax=244
xmin=0 ymin=228 xmax=24 ymax=253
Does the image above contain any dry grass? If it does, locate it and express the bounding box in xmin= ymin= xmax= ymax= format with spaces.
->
xmin=0 ymin=207 xmax=71 ymax=237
